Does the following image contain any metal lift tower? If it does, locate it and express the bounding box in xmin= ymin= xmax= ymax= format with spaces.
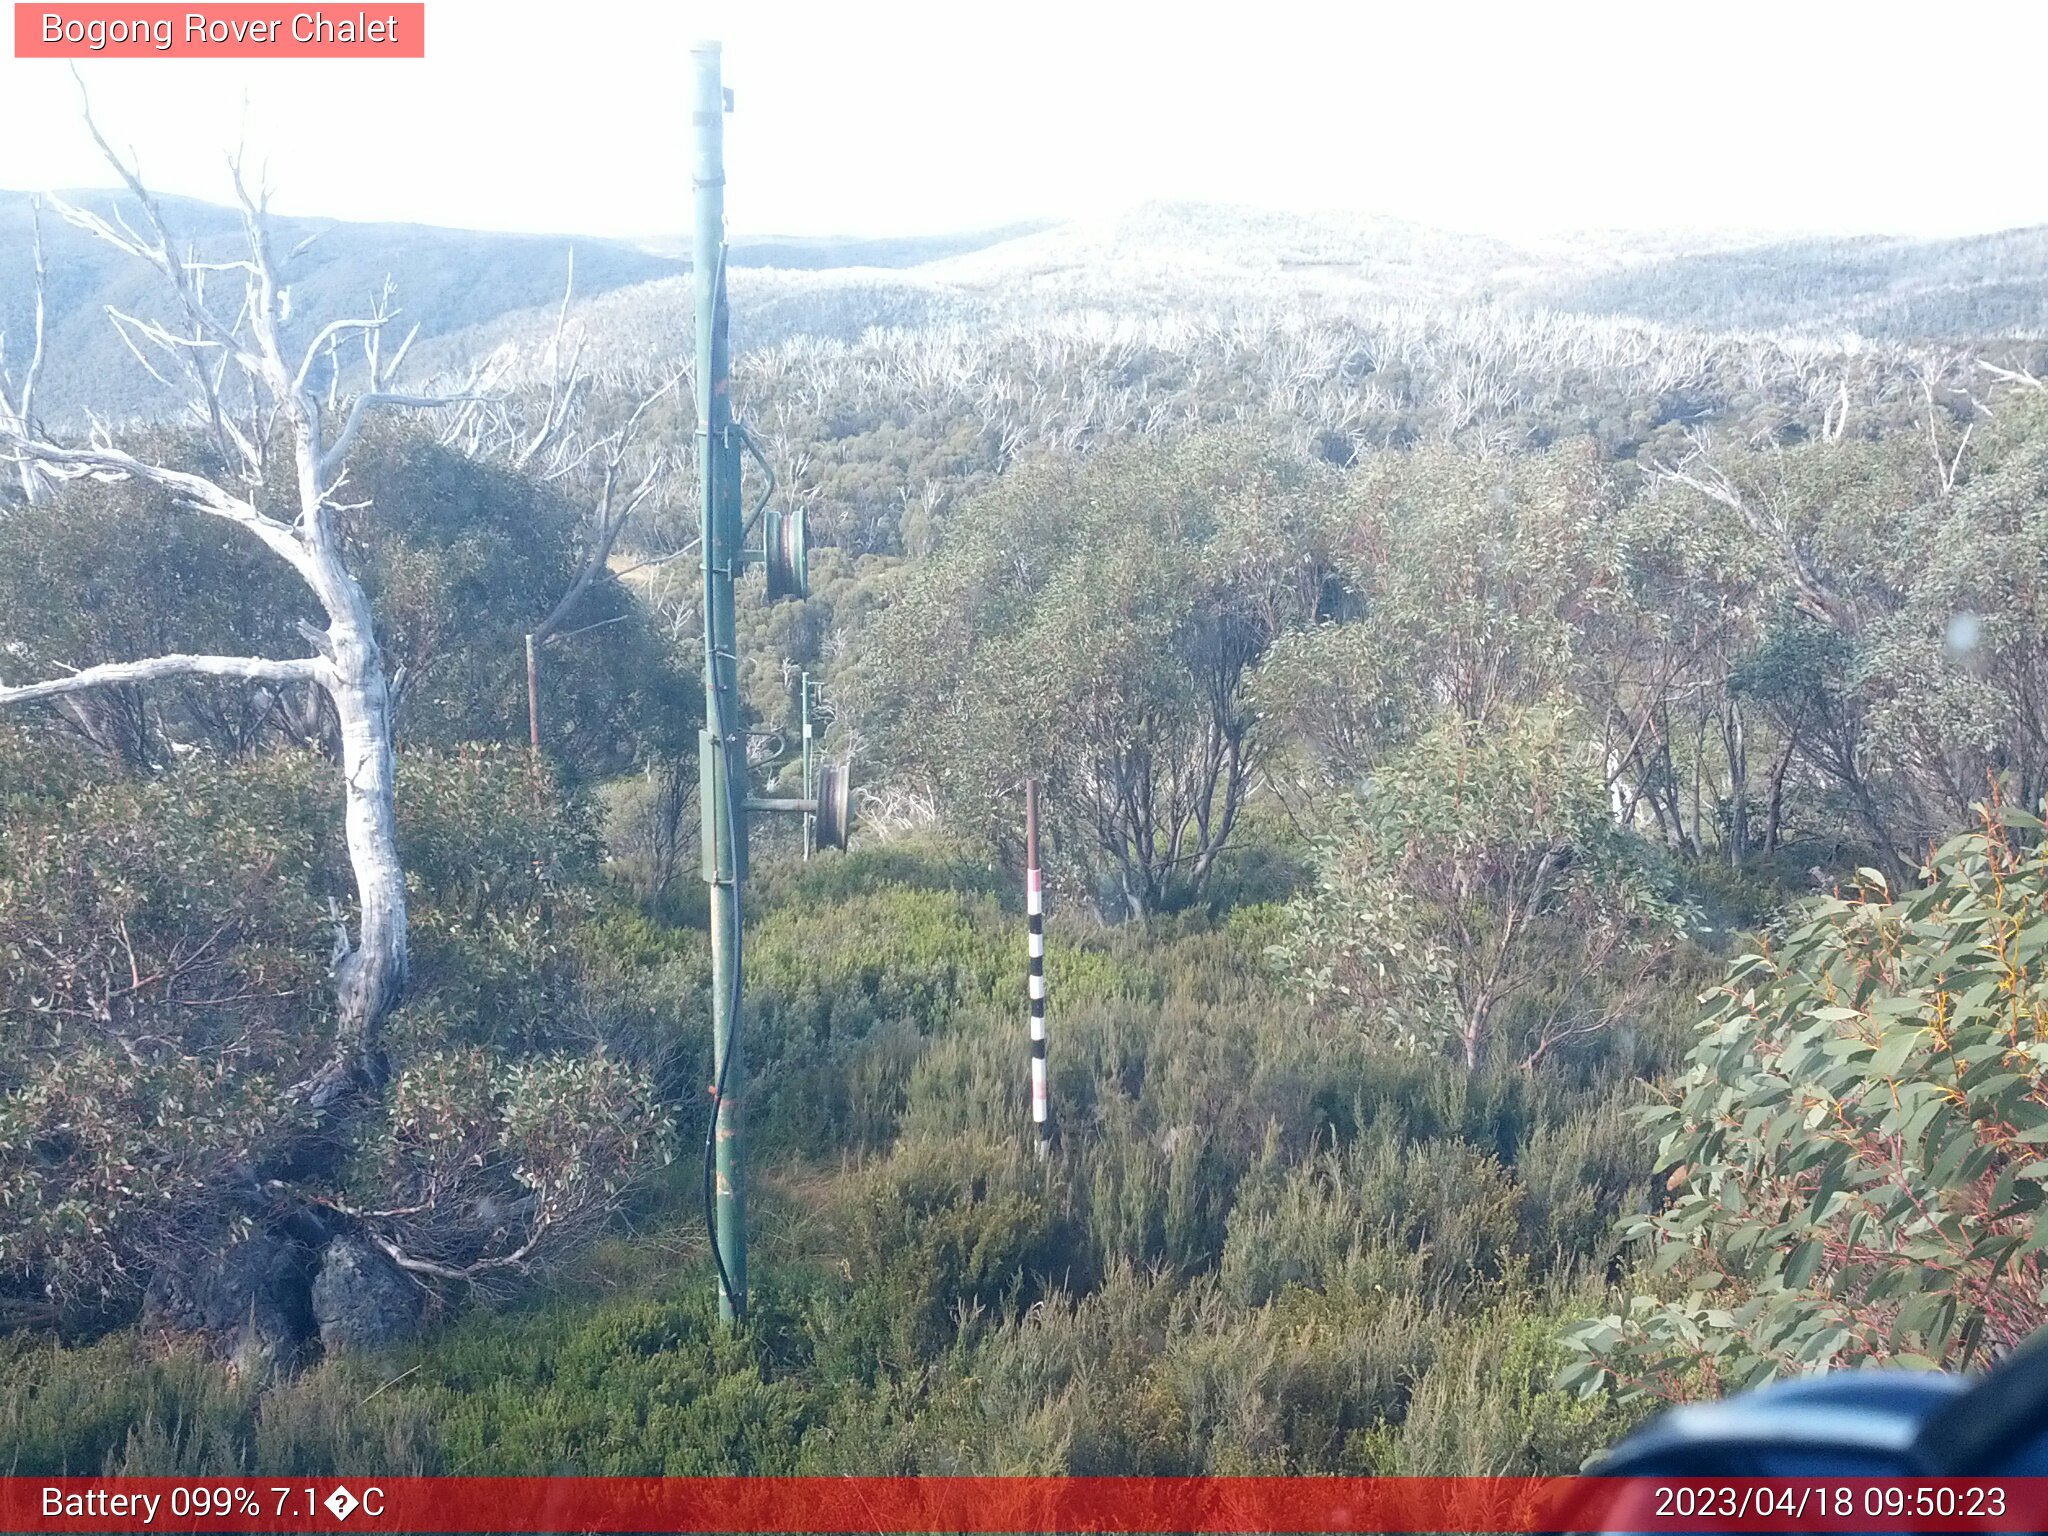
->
xmin=692 ymin=42 xmax=851 ymax=1326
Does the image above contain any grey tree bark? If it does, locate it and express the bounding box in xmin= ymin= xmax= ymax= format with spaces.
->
xmin=0 ymin=107 xmax=470 ymax=1101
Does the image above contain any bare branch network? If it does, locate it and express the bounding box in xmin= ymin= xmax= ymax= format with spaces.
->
xmin=0 ymin=87 xmax=482 ymax=1101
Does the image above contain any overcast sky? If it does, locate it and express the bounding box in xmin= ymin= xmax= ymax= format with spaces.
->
xmin=1 ymin=1 xmax=2043 ymax=243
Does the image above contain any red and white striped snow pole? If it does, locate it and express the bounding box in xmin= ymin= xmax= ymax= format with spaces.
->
xmin=1026 ymin=779 xmax=1049 ymax=1158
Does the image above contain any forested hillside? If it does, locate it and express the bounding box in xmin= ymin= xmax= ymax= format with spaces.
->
xmin=1532 ymin=225 xmax=2048 ymax=339
xmin=16 ymin=188 xmax=2048 ymax=426
xmin=8 ymin=156 xmax=2048 ymax=1481
xmin=0 ymin=189 xmax=1041 ymax=420
xmin=0 ymin=190 xmax=680 ymax=421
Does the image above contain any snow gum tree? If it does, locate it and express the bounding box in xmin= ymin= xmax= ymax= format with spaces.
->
xmin=0 ymin=124 xmax=475 ymax=1105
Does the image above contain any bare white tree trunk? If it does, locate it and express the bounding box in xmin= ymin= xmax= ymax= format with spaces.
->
xmin=0 ymin=103 xmax=471 ymax=1102
xmin=0 ymin=196 xmax=47 ymax=504
xmin=327 ymin=601 xmax=407 ymax=1082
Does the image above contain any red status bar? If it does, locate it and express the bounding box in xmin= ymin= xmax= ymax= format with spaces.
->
xmin=6 ymin=1476 xmax=2048 ymax=1533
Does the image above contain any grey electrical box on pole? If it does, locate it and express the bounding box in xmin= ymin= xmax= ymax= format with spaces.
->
xmin=690 ymin=41 xmax=856 ymax=1329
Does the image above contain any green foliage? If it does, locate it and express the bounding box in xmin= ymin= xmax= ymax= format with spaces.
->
xmin=1276 ymin=707 xmax=1682 ymax=1069
xmin=0 ymin=732 xmax=667 ymax=1323
xmin=860 ymin=432 xmax=1335 ymax=914
xmin=405 ymin=1283 xmax=818 ymax=1475
xmin=1566 ymin=808 xmax=2048 ymax=1403
xmin=339 ymin=1046 xmax=668 ymax=1285
xmin=1516 ymin=1098 xmax=1656 ymax=1271
xmin=741 ymin=877 xmax=1154 ymax=1155
xmin=0 ymin=454 xmax=310 ymax=766
xmin=0 ymin=428 xmax=694 ymax=780
xmin=388 ymin=747 xmax=600 ymax=1058
xmin=743 ymin=833 xmax=1004 ymax=909
xmin=1254 ymin=443 xmax=1616 ymax=782
xmin=0 ymin=1328 xmax=441 ymax=1476
xmin=832 ymin=1139 xmax=1069 ymax=1366
xmin=0 ymin=1331 xmax=264 ymax=1475
xmin=1219 ymin=1131 xmax=1522 ymax=1308
xmin=340 ymin=429 xmax=695 ymax=778
xmin=28 ymin=271 xmax=2048 ymax=1480
xmin=0 ymin=733 xmax=332 ymax=1317
xmin=1370 ymin=1304 xmax=1647 ymax=1475
xmin=3 ymin=823 xmax=1699 ymax=1476
xmin=347 ymin=751 xmax=672 ymax=1280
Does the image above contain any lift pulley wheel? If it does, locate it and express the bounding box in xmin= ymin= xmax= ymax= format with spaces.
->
xmin=815 ymin=761 xmax=853 ymax=850
xmin=764 ymin=507 xmax=809 ymax=601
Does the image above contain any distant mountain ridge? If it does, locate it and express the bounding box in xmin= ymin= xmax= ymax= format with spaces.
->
xmin=1527 ymin=225 xmax=2048 ymax=338
xmin=449 ymin=203 xmax=2048 ymax=378
xmin=0 ymin=189 xmax=688 ymax=419
xmin=637 ymin=222 xmax=1052 ymax=269
xmin=0 ymin=191 xmax=1043 ymax=418
xmin=725 ymin=202 xmax=2048 ymax=341
xmin=7 ymin=191 xmax=2048 ymax=422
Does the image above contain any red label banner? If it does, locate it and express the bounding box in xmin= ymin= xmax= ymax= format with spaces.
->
xmin=13 ymin=4 xmax=425 ymax=57
xmin=3 ymin=1476 xmax=2047 ymax=1533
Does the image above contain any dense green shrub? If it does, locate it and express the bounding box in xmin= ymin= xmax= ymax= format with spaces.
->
xmin=0 ymin=733 xmax=668 ymax=1325
xmin=1567 ymin=809 xmax=2048 ymax=1403
xmin=1515 ymin=1099 xmax=1654 ymax=1273
xmin=1220 ymin=1132 xmax=1522 ymax=1308
xmin=1373 ymin=1306 xmax=1645 ymax=1474
xmin=1277 ymin=706 xmax=1682 ymax=1072
xmin=0 ymin=735 xmax=332 ymax=1318
xmin=832 ymin=1139 xmax=1071 ymax=1367
xmin=35 ymin=292 xmax=2048 ymax=1485
xmin=2 ymin=830 xmax=1689 ymax=1477
xmin=0 ymin=430 xmax=694 ymax=781
xmin=859 ymin=433 xmax=1337 ymax=916
xmin=411 ymin=1285 xmax=817 ymax=1475
xmin=1 ymin=1332 xmax=263 ymax=1475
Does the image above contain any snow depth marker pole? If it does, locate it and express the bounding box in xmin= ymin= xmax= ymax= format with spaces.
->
xmin=1027 ymin=779 xmax=1049 ymax=1158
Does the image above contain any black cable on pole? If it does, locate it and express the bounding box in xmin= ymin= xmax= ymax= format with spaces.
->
xmin=694 ymin=223 xmax=746 ymax=1323
xmin=703 ymin=732 xmax=745 ymax=1321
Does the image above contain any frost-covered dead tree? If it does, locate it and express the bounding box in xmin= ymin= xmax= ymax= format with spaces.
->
xmin=0 ymin=196 xmax=48 ymax=505
xmin=527 ymin=380 xmax=679 ymax=645
xmin=0 ymin=114 xmax=471 ymax=1107
xmin=448 ymin=263 xmax=686 ymax=750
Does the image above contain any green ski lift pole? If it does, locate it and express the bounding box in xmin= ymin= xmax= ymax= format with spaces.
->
xmin=693 ymin=39 xmax=747 ymax=1325
xmin=691 ymin=43 xmax=852 ymax=1328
